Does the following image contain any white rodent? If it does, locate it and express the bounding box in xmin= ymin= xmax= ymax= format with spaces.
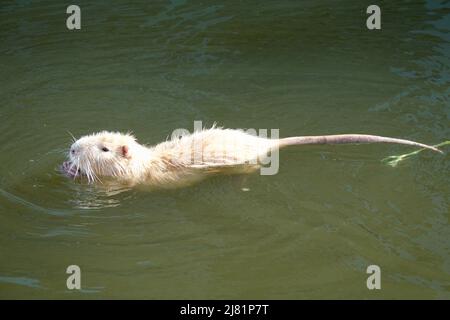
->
xmin=62 ymin=127 xmax=441 ymax=188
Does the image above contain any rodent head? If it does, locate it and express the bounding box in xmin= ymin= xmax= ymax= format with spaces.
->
xmin=63 ymin=131 xmax=142 ymax=182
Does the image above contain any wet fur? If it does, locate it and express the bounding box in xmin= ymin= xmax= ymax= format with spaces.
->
xmin=64 ymin=128 xmax=441 ymax=188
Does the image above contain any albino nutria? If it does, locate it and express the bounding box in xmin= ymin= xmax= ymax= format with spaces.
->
xmin=61 ymin=127 xmax=441 ymax=188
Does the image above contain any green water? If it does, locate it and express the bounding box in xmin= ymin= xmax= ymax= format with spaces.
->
xmin=0 ymin=0 xmax=449 ymax=299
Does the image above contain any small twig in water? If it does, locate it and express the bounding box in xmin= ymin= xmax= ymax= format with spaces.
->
xmin=381 ymin=141 xmax=449 ymax=167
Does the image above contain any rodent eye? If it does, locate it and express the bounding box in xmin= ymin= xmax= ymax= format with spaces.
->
xmin=101 ymin=147 xmax=109 ymax=152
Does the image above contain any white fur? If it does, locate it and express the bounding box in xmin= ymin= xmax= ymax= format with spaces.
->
xmin=66 ymin=129 xmax=277 ymax=187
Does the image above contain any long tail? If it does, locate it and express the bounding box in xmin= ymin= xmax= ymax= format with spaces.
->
xmin=278 ymin=134 xmax=442 ymax=153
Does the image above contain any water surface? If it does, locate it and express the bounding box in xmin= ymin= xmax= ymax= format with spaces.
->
xmin=0 ymin=0 xmax=449 ymax=299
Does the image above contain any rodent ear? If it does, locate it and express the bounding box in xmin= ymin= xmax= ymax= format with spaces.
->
xmin=121 ymin=145 xmax=131 ymax=159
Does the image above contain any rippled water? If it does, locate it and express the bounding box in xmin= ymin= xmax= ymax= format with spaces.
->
xmin=0 ymin=0 xmax=449 ymax=299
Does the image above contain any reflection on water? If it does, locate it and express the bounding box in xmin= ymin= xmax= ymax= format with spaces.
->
xmin=66 ymin=182 xmax=132 ymax=210
xmin=0 ymin=0 xmax=448 ymax=299
xmin=0 ymin=276 xmax=41 ymax=289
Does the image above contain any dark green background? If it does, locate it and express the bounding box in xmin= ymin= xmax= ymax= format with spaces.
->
xmin=0 ymin=0 xmax=448 ymax=298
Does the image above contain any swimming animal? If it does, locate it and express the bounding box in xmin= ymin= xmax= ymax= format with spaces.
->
xmin=62 ymin=127 xmax=441 ymax=188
